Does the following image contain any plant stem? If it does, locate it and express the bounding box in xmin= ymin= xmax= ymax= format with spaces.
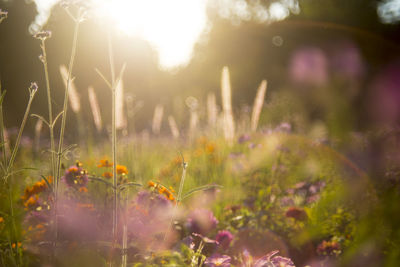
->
xmin=5 ymin=86 xmax=37 ymax=267
xmin=54 ymin=10 xmax=81 ymax=251
xmin=40 ymin=40 xmax=56 ymax=179
xmin=0 ymin=83 xmax=7 ymax=167
xmin=163 ymin=156 xmax=187 ymax=244
xmin=109 ymin=33 xmax=118 ymax=245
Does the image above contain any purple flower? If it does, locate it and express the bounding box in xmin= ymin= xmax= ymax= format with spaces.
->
xmin=187 ymin=209 xmax=218 ymax=235
xmin=204 ymin=254 xmax=231 ymax=267
xmin=216 ymin=230 xmax=233 ymax=250
xmin=290 ymin=47 xmax=328 ymax=86
xmin=62 ymin=166 xmax=88 ymax=187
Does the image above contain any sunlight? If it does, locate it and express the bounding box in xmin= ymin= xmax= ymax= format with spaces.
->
xmin=29 ymin=0 xmax=300 ymax=69
xmin=94 ymin=0 xmax=208 ymax=69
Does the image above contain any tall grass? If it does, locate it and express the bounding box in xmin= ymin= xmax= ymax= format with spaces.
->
xmin=88 ymin=86 xmax=103 ymax=132
xmin=221 ymin=67 xmax=235 ymax=143
xmin=251 ymin=80 xmax=268 ymax=132
xmin=152 ymin=104 xmax=164 ymax=135
xmin=168 ymin=115 xmax=180 ymax=139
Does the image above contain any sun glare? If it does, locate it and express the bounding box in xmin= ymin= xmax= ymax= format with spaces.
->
xmin=30 ymin=0 xmax=300 ymax=69
xmin=94 ymin=0 xmax=208 ymax=69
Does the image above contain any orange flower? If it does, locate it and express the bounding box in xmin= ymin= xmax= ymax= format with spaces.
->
xmin=0 ymin=217 xmax=3 ymax=223
xmin=79 ymin=187 xmax=88 ymax=193
xmin=116 ymin=165 xmax=128 ymax=175
xmin=12 ymin=242 xmax=22 ymax=249
xmin=102 ymin=172 xmax=113 ymax=179
xmin=97 ymin=159 xmax=113 ymax=168
xmin=24 ymin=195 xmax=38 ymax=209
xmin=148 ymin=181 xmax=156 ymax=188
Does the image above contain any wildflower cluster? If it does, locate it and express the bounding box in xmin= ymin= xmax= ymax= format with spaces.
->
xmin=148 ymin=180 xmax=176 ymax=203
xmin=97 ymin=158 xmax=129 ymax=183
xmin=62 ymin=161 xmax=88 ymax=189
xmin=21 ymin=177 xmax=52 ymax=210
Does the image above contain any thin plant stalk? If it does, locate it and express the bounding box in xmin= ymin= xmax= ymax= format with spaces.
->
xmin=54 ymin=9 xmax=82 ymax=249
xmin=95 ymin=31 xmax=126 ymax=266
xmin=163 ymin=156 xmax=187 ymax=244
xmin=108 ymin=33 xmax=118 ymax=245
xmin=0 ymin=83 xmax=7 ymax=166
xmin=4 ymin=84 xmax=37 ymax=266
xmin=38 ymin=38 xmax=59 ymax=188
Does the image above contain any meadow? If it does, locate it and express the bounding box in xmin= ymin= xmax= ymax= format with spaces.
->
xmin=1 ymin=2 xmax=400 ymax=267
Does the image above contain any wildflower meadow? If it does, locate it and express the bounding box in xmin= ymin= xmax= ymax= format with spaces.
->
xmin=0 ymin=0 xmax=400 ymax=267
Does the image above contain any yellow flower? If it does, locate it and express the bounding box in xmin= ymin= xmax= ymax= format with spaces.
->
xmin=116 ymin=165 xmax=128 ymax=175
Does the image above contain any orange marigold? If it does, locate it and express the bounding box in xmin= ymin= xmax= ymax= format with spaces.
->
xmin=79 ymin=187 xmax=88 ymax=193
xmin=97 ymin=159 xmax=113 ymax=168
xmin=116 ymin=165 xmax=128 ymax=175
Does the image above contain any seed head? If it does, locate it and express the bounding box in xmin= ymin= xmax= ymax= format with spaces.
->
xmin=0 ymin=9 xmax=8 ymax=23
xmin=29 ymin=82 xmax=38 ymax=96
xmin=33 ymin=30 xmax=52 ymax=41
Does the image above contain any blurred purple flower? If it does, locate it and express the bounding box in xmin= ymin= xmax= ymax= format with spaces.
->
xmin=216 ymin=230 xmax=234 ymax=250
xmin=204 ymin=254 xmax=231 ymax=267
xmin=290 ymin=47 xmax=328 ymax=86
xmin=187 ymin=208 xmax=218 ymax=235
xmin=369 ymin=62 xmax=400 ymax=125
xmin=238 ymin=134 xmax=251 ymax=144
xmin=331 ymin=42 xmax=364 ymax=79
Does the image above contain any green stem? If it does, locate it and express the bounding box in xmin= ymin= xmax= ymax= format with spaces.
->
xmin=0 ymin=83 xmax=7 ymax=167
xmin=40 ymin=40 xmax=55 ymax=179
xmin=163 ymin=157 xmax=187 ymax=244
xmin=109 ymin=33 xmax=118 ymax=245
xmin=55 ymin=10 xmax=81 ymax=252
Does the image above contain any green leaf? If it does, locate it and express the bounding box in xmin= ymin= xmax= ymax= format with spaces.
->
xmin=118 ymin=182 xmax=142 ymax=191
xmin=40 ymin=175 xmax=54 ymax=193
xmin=88 ymin=176 xmax=114 ymax=188
xmin=181 ymin=184 xmax=222 ymax=201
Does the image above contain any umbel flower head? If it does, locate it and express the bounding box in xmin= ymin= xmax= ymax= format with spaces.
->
xmin=33 ymin=30 xmax=52 ymax=41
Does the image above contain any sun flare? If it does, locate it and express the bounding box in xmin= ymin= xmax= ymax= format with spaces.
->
xmin=94 ymin=0 xmax=208 ymax=69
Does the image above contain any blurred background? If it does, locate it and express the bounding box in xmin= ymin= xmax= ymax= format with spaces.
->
xmin=0 ymin=0 xmax=399 ymax=138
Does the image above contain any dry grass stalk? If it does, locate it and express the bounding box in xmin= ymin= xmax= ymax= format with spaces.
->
xmin=251 ymin=80 xmax=268 ymax=132
xmin=189 ymin=110 xmax=199 ymax=138
xmin=88 ymin=86 xmax=102 ymax=132
xmin=59 ymin=64 xmax=80 ymax=113
xmin=152 ymin=104 xmax=164 ymax=135
xmin=207 ymin=92 xmax=217 ymax=128
xmin=34 ymin=119 xmax=43 ymax=151
xmin=221 ymin=66 xmax=235 ymax=143
xmin=115 ymin=79 xmax=126 ymax=130
xmin=168 ymin=115 xmax=180 ymax=139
